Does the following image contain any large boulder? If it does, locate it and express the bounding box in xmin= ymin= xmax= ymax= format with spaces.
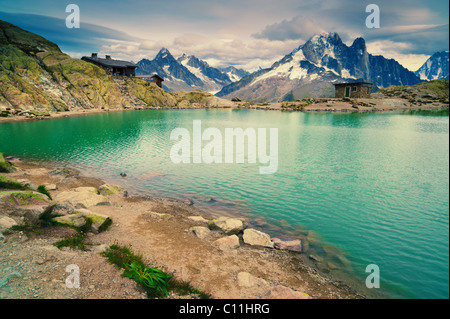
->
xmin=208 ymin=217 xmax=247 ymax=235
xmin=242 ymin=229 xmax=274 ymax=248
xmin=0 ymin=216 xmax=18 ymax=231
xmin=212 ymin=235 xmax=240 ymax=250
xmin=98 ymin=184 xmax=123 ymax=196
xmin=54 ymin=187 xmax=106 ymax=207
xmin=52 ymin=214 xmax=87 ymax=228
xmin=72 ymin=209 xmax=112 ymax=233
xmin=51 ymin=209 xmax=111 ymax=233
xmin=0 ymin=191 xmax=55 ymax=225
xmin=189 ymin=226 xmax=211 ymax=239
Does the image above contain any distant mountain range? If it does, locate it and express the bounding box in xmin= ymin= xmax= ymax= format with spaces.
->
xmin=137 ymin=33 xmax=449 ymax=102
xmin=415 ymin=51 xmax=449 ymax=81
xmin=216 ymin=32 xmax=427 ymax=102
xmin=136 ymin=49 xmax=249 ymax=92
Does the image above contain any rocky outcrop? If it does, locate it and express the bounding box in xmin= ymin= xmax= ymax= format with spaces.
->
xmin=0 ymin=21 xmax=233 ymax=117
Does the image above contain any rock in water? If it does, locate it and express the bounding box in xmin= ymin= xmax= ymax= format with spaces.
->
xmin=271 ymin=238 xmax=303 ymax=252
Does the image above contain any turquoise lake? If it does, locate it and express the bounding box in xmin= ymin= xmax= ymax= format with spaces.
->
xmin=0 ymin=109 xmax=448 ymax=299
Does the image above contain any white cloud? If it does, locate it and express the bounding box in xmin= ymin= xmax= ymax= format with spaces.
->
xmin=252 ymin=16 xmax=326 ymax=41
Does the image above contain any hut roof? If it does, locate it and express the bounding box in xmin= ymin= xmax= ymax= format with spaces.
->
xmin=82 ymin=56 xmax=137 ymax=69
xmin=333 ymin=82 xmax=373 ymax=87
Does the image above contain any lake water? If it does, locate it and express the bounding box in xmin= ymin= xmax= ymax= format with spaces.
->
xmin=0 ymin=109 xmax=448 ymax=299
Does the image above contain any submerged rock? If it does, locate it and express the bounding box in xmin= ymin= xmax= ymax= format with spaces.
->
xmin=271 ymin=238 xmax=303 ymax=252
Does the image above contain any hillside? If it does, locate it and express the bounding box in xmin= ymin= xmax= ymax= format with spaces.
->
xmin=0 ymin=21 xmax=232 ymax=118
xmin=377 ymin=79 xmax=449 ymax=105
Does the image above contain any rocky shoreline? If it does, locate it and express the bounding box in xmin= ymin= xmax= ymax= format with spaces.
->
xmin=0 ymin=156 xmax=366 ymax=299
xmin=1 ymin=95 xmax=448 ymax=125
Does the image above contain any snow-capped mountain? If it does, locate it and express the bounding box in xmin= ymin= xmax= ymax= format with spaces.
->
xmin=415 ymin=51 xmax=449 ymax=81
xmin=136 ymin=49 xmax=248 ymax=92
xmin=136 ymin=48 xmax=203 ymax=92
xmin=219 ymin=66 xmax=250 ymax=82
xmin=216 ymin=32 xmax=423 ymax=102
xmin=177 ymin=54 xmax=232 ymax=92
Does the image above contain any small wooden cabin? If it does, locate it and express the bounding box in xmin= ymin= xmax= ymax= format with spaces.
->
xmin=82 ymin=53 xmax=137 ymax=77
xmin=334 ymin=82 xmax=374 ymax=98
xmin=135 ymin=74 xmax=164 ymax=88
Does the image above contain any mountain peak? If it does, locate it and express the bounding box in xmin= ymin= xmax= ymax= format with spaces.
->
xmin=351 ymin=37 xmax=366 ymax=49
xmin=310 ymin=32 xmax=341 ymax=43
xmin=155 ymin=47 xmax=173 ymax=60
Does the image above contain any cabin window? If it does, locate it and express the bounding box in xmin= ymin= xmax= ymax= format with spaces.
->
xmin=352 ymin=86 xmax=357 ymax=92
xmin=367 ymin=87 xmax=371 ymax=94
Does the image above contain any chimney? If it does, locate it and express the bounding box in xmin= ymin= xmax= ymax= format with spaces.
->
xmin=105 ymin=55 xmax=111 ymax=60
xmin=91 ymin=53 xmax=98 ymax=58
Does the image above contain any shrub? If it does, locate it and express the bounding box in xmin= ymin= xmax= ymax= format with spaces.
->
xmin=37 ymin=185 xmax=52 ymax=200
xmin=0 ymin=153 xmax=12 ymax=173
xmin=0 ymin=174 xmax=27 ymax=189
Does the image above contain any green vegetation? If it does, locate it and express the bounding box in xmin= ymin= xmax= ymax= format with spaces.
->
xmin=7 ymin=191 xmax=44 ymax=205
xmin=0 ymin=174 xmax=27 ymax=189
xmin=37 ymin=185 xmax=52 ymax=200
xmin=0 ymin=153 xmax=12 ymax=173
xmin=102 ymin=244 xmax=210 ymax=299
xmin=9 ymin=223 xmax=41 ymax=235
xmin=122 ymin=261 xmax=172 ymax=297
xmin=54 ymin=218 xmax=92 ymax=251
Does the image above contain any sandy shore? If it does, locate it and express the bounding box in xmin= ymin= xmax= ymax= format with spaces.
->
xmin=0 ymin=158 xmax=366 ymax=299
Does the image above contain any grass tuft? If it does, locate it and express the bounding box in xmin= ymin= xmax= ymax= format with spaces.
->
xmin=101 ymin=243 xmax=210 ymax=299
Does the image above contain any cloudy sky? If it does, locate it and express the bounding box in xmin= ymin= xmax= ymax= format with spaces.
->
xmin=0 ymin=0 xmax=448 ymax=72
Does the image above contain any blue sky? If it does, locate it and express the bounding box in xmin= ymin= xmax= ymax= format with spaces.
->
xmin=0 ymin=0 xmax=448 ymax=71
